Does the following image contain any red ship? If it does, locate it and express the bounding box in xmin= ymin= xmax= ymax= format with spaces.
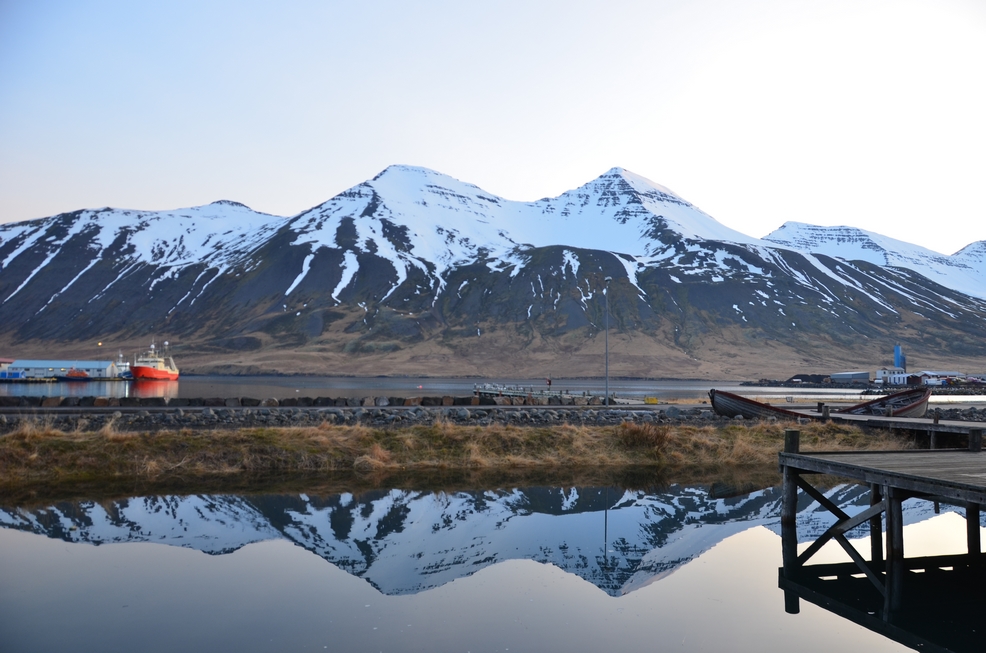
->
xmin=131 ymin=341 xmax=179 ymax=381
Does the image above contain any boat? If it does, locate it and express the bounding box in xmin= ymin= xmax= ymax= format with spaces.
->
xmin=58 ymin=367 xmax=90 ymax=381
xmin=708 ymin=389 xmax=813 ymax=421
xmin=131 ymin=341 xmax=179 ymax=381
xmin=835 ymin=387 xmax=931 ymax=418
xmin=116 ymin=350 xmax=132 ymax=379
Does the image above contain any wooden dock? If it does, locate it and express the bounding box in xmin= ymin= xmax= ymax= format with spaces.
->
xmin=778 ymin=430 xmax=986 ymax=651
xmin=780 ymin=449 xmax=986 ymax=505
xmin=793 ymin=404 xmax=986 ymax=436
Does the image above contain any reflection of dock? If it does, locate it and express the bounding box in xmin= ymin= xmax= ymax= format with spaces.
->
xmin=781 ymin=555 xmax=986 ymax=653
xmin=778 ymin=430 xmax=986 ymax=652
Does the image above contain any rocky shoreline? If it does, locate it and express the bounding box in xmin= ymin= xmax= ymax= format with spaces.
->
xmin=0 ymin=401 xmax=727 ymax=434
xmin=2 ymin=394 xmax=984 ymax=435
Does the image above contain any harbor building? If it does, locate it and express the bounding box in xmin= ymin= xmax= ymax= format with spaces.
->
xmin=828 ymin=371 xmax=871 ymax=384
xmin=3 ymin=359 xmax=121 ymax=380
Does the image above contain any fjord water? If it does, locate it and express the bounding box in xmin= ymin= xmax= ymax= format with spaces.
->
xmin=0 ymin=375 xmax=874 ymax=402
xmin=2 ymin=482 xmax=981 ymax=652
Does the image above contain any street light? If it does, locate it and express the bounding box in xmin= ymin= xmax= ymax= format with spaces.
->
xmin=604 ymin=276 xmax=612 ymax=407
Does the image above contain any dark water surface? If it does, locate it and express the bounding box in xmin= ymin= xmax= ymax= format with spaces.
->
xmin=0 ymin=375 xmax=874 ymax=402
xmin=2 ymin=480 xmax=981 ymax=652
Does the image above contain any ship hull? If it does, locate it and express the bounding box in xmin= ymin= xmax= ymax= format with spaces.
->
xmin=131 ymin=365 xmax=179 ymax=381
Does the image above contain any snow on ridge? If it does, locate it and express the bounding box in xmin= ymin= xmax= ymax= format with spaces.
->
xmin=0 ymin=202 xmax=294 ymax=310
xmin=765 ymin=222 xmax=986 ymax=300
xmin=1 ymin=214 xmax=93 ymax=304
xmin=954 ymin=241 xmax=986 ymax=275
xmin=277 ymin=170 xmax=984 ymax=303
xmin=4 ymin=166 xmax=985 ymax=307
xmin=765 ymin=221 xmax=948 ymax=261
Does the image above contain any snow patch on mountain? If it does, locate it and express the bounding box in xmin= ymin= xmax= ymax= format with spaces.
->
xmin=278 ymin=165 xmax=778 ymax=303
xmin=765 ymin=222 xmax=986 ymax=299
xmin=2 ymin=166 xmax=984 ymax=323
xmin=0 ymin=202 xmax=285 ymax=307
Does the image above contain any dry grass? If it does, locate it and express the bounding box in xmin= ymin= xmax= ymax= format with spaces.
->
xmin=616 ymin=422 xmax=672 ymax=450
xmin=0 ymin=418 xmax=911 ymax=492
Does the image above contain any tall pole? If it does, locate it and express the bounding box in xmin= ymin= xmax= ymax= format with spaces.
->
xmin=604 ymin=276 xmax=612 ymax=407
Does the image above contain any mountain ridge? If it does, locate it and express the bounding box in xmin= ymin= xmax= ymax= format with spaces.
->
xmin=1 ymin=165 xmax=985 ymax=378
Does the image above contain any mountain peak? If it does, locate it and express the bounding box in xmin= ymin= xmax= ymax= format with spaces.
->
xmin=955 ymin=240 xmax=986 ymax=258
xmin=597 ymin=167 xmax=683 ymax=200
xmin=371 ymin=164 xmax=442 ymax=181
xmin=209 ymin=200 xmax=252 ymax=209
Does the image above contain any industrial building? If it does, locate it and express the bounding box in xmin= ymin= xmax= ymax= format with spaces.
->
xmin=828 ymin=371 xmax=871 ymax=384
xmin=1 ymin=360 xmax=121 ymax=380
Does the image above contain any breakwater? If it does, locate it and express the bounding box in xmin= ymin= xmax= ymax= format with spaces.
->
xmin=0 ymin=393 xmax=611 ymax=409
xmin=0 ymin=396 xmax=724 ymax=434
xmin=3 ymin=396 xmax=984 ymax=435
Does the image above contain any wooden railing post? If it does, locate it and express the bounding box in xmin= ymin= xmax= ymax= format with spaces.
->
xmin=968 ymin=503 xmax=982 ymax=556
xmin=781 ymin=429 xmax=801 ymax=614
xmin=885 ymin=486 xmax=904 ymax=616
xmin=870 ymin=484 xmax=884 ymax=564
xmin=969 ymin=429 xmax=983 ymax=453
xmin=785 ymin=429 xmax=800 ymax=454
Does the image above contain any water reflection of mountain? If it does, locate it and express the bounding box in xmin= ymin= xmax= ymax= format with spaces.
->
xmin=0 ymin=485 xmax=958 ymax=597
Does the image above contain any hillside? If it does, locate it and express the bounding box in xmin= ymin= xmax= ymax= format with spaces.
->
xmin=2 ymin=166 xmax=985 ymax=379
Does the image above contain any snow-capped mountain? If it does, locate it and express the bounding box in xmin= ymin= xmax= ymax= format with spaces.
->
xmin=1 ymin=165 xmax=984 ymax=375
xmin=764 ymin=222 xmax=986 ymax=300
xmin=0 ymin=484 xmax=961 ymax=597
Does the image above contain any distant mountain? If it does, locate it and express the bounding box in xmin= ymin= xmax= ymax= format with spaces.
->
xmin=2 ymin=166 xmax=985 ymax=377
xmin=0 ymin=485 xmax=958 ymax=597
xmin=764 ymin=222 xmax=986 ymax=300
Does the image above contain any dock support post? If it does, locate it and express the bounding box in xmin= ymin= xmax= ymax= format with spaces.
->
xmin=968 ymin=503 xmax=982 ymax=556
xmin=929 ymin=430 xmax=937 ymax=450
xmin=969 ymin=428 xmax=983 ymax=453
xmin=869 ymin=484 xmax=883 ymax=564
xmin=885 ymin=486 xmax=905 ymax=615
xmin=784 ymin=429 xmax=800 ymax=455
xmin=781 ymin=429 xmax=800 ymax=614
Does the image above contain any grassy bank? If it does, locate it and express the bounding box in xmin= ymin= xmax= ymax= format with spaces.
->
xmin=0 ymin=418 xmax=909 ymax=496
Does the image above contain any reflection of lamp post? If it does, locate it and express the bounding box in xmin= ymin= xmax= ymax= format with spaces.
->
xmin=604 ymin=276 xmax=612 ymax=407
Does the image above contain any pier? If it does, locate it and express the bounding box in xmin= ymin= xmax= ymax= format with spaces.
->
xmin=778 ymin=429 xmax=986 ymax=652
xmin=797 ymin=403 xmax=986 ymax=436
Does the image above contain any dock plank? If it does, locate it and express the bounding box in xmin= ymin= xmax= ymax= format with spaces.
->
xmin=790 ymin=409 xmax=986 ymax=434
xmin=779 ymin=450 xmax=986 ymax=505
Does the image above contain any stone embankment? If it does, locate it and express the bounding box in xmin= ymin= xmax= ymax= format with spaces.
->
xmin=934 ymin=406 xmax=986 ymax=422
xmin=2 ymin=396 xmax=983 ymax=434
xmin=0 ymin=394 xmax=610 ymax=409
xmin=0 ymin=394 xmax=730 ymax=432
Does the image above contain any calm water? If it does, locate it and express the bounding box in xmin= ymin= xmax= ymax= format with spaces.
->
xmin=1 ymin=480 xmax=982 ymax=652
xmin=0 ymin=375 xmax=881 ymax=402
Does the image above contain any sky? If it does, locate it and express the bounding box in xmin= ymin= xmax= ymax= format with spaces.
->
xmin=1 ymin=0 xmax=984 ymax=255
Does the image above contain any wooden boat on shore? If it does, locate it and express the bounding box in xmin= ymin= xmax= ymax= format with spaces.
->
xmin=835 ymin=387 xmax=931 ymax=418
xmin=708 ymin=389 xmax=812 ymax=421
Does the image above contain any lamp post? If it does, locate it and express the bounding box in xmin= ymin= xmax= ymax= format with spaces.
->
xmin=604 ymin=276 xmax=612 ymax=407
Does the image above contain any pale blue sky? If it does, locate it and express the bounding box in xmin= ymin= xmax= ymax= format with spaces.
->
xmin=1 ymin=0 xmax=984 ymax=254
